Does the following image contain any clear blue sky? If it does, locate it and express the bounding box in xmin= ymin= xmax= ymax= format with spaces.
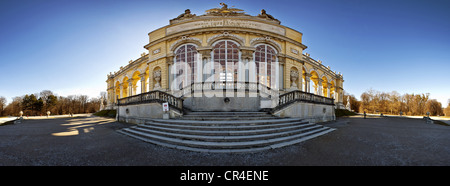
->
xmin=1 ymin=0 xmax=449 ymax=105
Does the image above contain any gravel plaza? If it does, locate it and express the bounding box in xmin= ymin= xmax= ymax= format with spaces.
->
xmin=0 ymin=114 xmax=449 ymax=166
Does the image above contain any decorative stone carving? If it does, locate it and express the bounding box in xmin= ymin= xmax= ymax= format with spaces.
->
xmin=152 ymin=48 xmax=161 ymax=55
xmin=289 ymin=69 xmax=299 ymax=90
xmin=197 ymin=47 xmax=213 ymax=59
xmin=257 ymin=9 xmax=280 ymax=24
xmin=170 ymin=9 xmax=196 ymax=24
xmin=346 ymin=96 xmax=351 ymax=110
xmin=205 ymin=3 xmax=245 ymax=16
xmin=240 ymin=47 xmax=255 ymax=60
xmin=153 ymin=69 xmax=162 ymax=90
xmin=166 ymin=19 xmax=286 ymax=36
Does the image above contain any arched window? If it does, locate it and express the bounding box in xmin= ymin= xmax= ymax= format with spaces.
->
xmin=212 ymin=40 xmax=240 ymax=82
xmin=255 ymin=44 xmax=277 ymax=87
xmin=174 ymin=44 xmax=197 ymax=89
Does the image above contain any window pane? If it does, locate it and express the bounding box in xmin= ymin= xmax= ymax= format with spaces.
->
xmin=174 ymin=44 xmax=197 ymax=88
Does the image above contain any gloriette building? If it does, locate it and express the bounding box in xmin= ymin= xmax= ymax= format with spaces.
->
xmin=105 ymin=4 xmax=344 ymax=122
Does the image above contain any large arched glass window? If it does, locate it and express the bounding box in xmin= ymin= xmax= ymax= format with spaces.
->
xmin=174 ymin=44 xmax=197 ymax=89
xmin=255 ymin=44 xmax=277 ymax=87
xmin=212 ymin=40 xmax=240 ymax=82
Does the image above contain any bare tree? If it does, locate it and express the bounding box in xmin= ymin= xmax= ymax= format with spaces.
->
xmin=0 ymin=96 xmax=6 ymax=116
xmin=425 ymin=99 xmax=443 ymax=116
xmin=443 ymin=99 xmax=450 ymax=117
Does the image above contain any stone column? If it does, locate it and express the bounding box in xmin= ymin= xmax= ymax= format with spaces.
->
xmin=327 ymin=83 xmax=332 ymax=98
xmin=297 ymin=64 xmax=303 ymax=92
xmin=305 ymin=74 xmax=311 ymax=93
xmin=241 ymin=47 xmax=256 ymax=83
xmin=111 ymin=87 xmax=115 ymax=104
xmin=196 ymin=52 xmax=203 ymax=83
xmin=240 ymin=47 xmax=255 ymax=83
xmin=139 ymin=73 xmax=147 ymax=93
xmin=127 ymin=79 xmax=133 ymax=96
xmin=318 ymin=79 xmax=323 ymax=96
xmin=119 ymin=83 xmax=123 ymax=99
xmin=197 ymin=47 xmax=212 ymax=83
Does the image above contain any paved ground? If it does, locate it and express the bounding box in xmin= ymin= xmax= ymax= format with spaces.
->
xmin=0 ymin=115 xmax=449 ymax=166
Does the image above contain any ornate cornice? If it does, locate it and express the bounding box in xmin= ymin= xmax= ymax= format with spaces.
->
xmin=207 ymin=32 xmax=245 ymax=46
xmin=250 ymin=36 xmax=282 ymax=52
xmin=169 ymin=36 xmax=202 ymax=51
xmin=144 ymin=27 xmax=307 ymax=51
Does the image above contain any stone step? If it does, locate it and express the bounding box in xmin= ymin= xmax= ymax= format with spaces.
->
xmin=139 ymin=122 xmax=316 ymax=136
xmin=117 ymin=111 xmax=336 ymax=153
xmin=180 ymin=111 xmax=278 ymax=121
xmin=184 ymin=111 xmax=270 ymax=116
xmin=147 ymin=117 xmax=301 ymax=126
xmin=119 ymin=126 xmax=332 ymax=150
xmin=180 ymin=112 xmax=277 ymax=120
xmin=144 ymin=120 xmax=309 ymax=131
xmin=179 ymin=116 xmax=278 ymax=121
xmin=130 ymin=125 xmax=324 ymax=142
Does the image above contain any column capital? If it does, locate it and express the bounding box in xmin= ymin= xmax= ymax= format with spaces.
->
xmin=305 ymin=74 xmax=311 ymax=81
xmin=138 ymin=73 xmax=146 ymax=79
xmin=240 ymin=46 xmax=255 ymax=60
xmin=165 ymin=56 xmax=174 ymax=65
xmin=197 ymin=46 xmax=213 ymax=59
xmin=277 ymin=56 xmax=286 ymax=65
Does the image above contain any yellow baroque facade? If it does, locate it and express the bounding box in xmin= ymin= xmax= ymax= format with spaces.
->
xmin=105 ymin=4 xmax=344 ymax=111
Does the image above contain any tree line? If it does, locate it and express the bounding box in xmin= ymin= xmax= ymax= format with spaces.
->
xmin=1 ymin=88 xmax=449 ymax=117
xmin=0 ymin=90 xmax=106 ymax=117
xmin=343 ymin=89 xmax=449 ymax=116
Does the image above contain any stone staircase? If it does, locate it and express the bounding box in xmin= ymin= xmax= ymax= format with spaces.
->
xmin=179 ymin=111 xmax=279 ymax=120
xmin=117 ymin=112 xmax=335 ymax=153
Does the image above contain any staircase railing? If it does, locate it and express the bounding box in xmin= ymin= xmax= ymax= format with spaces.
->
xmin=273 ymin=90 xmax=334 ymax=112
xmin=117 ymin=90 xmax=183 ymax=112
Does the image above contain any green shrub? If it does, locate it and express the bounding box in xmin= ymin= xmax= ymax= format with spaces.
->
xmin=335 ymin=109 xmax=357 ymax=117
xmin=94 ymin=110 xmax=116 ymax=118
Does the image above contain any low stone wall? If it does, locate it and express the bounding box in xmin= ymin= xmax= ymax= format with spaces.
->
xmin=183 ymin=95 xmax=260 ymax=111
xmin=117 ymin=102 xmax=182 ymax=124
xmin=272 ymin=101 xmax=335 ymax=123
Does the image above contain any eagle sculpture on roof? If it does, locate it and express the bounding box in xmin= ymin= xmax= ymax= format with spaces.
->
xmin=205 ymin=3 xmax=245 ymax=16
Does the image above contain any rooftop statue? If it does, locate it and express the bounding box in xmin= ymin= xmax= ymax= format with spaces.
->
xmin=170 ymin=9 xmax=196 ymax=23
xmin=205 ymin=3 xmax=246 ymax=16
xmin=257 ymin=9 xmax=280 ymax=23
